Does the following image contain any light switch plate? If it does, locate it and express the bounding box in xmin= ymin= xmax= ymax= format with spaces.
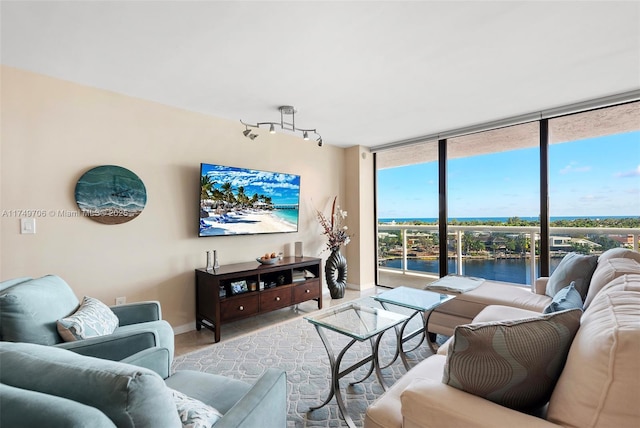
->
xmin=20 ymin=218 xmax=36 ymax=234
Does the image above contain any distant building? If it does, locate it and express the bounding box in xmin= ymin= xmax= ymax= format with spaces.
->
xmin=550 ymin=236 xmax=601 ymax=252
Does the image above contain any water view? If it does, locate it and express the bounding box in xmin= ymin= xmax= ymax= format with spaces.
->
xmin=382 ymin=258 xmax=563 ymax=285
xmin=378 ymin=216 xmax=639 ymax=285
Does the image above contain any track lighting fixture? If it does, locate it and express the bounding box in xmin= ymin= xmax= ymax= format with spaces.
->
xmin=241 ymin=105 xmax=322 ymax=146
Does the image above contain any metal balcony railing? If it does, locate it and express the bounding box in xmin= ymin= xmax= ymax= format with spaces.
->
xmin=378 ymin=224 xmax=640 ymax=290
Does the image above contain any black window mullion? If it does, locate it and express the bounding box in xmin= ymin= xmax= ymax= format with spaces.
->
xmin=539 ymin=119 xmax=550 ymax=277
xmin=438 ymin=138 xmax=448 ymax=277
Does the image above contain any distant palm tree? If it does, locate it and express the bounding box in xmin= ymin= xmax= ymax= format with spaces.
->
xmin=221 ymin=182 xmax=236 ymax=205
xmin=236 ymin=186 xmax=250 ymax=207
xmin=200 ymin=175 xmax=215 ymax=201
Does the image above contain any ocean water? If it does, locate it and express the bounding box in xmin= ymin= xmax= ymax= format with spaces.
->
xmin=382 ymin=258 xmax=563 ymax=285
xmin=379 ymin=215 xmax=634 ymax=223
xmin=75 ymin=166 xmax=146 ymax=211
xmin=273 ymin=209 xmax=299 ymax=228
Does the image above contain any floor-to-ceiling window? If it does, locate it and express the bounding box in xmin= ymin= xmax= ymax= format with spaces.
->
xmin=547 ymin=102 xmax=640 ymax=273
xmin=376 ymin=141 xmax=440 ymax=287
xmin=375 ymin=99 xmax=639 ymax=289
xmin=446 ymin=123 xmax=539 ymax=284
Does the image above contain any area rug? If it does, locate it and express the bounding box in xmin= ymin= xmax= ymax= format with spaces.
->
xmin=172 ymin=296 xmax=436 ymax=427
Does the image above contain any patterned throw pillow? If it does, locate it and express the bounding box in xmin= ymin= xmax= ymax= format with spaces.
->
xmin=170 ymin=388 xmax=223 ymax=428
xmin=543 ymin=282 xmax=583 ymax=313
xmin=442 ymin=308 xmax=582 ymax=410
xmin=545 ymin=252 xmax=598 ymax=299
xmin=57 ymin=296 xmax=119 ymax=341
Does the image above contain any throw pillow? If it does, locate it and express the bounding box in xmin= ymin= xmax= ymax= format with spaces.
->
xmin=545 ymin=252 xmax=598 ymax=299
xmin=442 ymin=308 xmax=582 ymax=410
xmin=57 ymin=296 xmax=119 ymax=341
xmin=543 ymin=282 xmax=583 ymax=313
xmin=170 ymin=388 xmax=223 ymax=428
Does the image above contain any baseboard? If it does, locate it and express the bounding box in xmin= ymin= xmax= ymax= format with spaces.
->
xmin=173 ymin=322 xmax=195 ymax=335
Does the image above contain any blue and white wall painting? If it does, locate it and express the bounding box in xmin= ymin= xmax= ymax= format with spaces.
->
xmin=74 ymin=165 xmax=147 ymax=224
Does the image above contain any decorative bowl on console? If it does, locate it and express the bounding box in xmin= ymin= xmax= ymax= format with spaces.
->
xmin=256 ymin=257 xmax=278 ymax=265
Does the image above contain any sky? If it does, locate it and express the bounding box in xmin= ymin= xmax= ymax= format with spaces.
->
xmin=377 ymin=131 xmax=640 ymax=219
xmin=201 ymin=163 xmax=300 ymax=205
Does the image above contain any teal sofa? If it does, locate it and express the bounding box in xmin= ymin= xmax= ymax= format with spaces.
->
xmin=0 ymin=275 xmax=175 ymax=361
xmin=0 ymin=341 xmax=287 ymax=428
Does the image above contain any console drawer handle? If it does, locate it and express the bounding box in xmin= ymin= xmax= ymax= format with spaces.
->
xmin=275 ymin=296 xmax=281 ymax=301
xmin=239 ymin=306 xmax=244 ymax=311
xmin=305 ymin=289 xmax=310 ymax=293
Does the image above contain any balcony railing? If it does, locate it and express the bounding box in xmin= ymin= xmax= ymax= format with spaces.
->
xmin=378 ymin=224 xmax=639 ymax=290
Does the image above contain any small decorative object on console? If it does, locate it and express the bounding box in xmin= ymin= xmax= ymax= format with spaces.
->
xmin=230 ymin=280 xmax=248 ymax=295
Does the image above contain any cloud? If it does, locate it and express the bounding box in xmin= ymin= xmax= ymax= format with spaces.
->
xmin=615 ymin=165 xmax=640 ymax=178
xmin=559 ymin=162 xmax=592 ymax=175
xmin=578 ymin=194 xmax=607 ymax=203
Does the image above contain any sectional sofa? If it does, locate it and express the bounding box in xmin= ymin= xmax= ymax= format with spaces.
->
xmin=365 ymin=248 xmax=640 ymax=428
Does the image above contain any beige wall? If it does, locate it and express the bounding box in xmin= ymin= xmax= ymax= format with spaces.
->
xmin=344 ymin=146 xmax=376 ymax=290
xmin=0 ymin=66 xmax=350 ymax=333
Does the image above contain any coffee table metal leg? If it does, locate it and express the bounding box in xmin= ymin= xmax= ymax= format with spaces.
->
xmin=349 ymin=337 xmax=376 ymax=386
xmin=309 ymin=326 xmax=337 ymax=411
xmin=309 ymin=325 xmax=359 ymax=428
xmin=372 ymin=331 xmax=389 ymax=390
xmin=379 ymin=303 xmax=427 ymax=370
xmin=424 ymin=309 xmax=439 ymax=353
xmin=377 ymin=302 xmax=401 ymax=369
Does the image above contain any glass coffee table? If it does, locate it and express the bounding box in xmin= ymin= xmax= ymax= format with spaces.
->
xmin=305 ymin=303 xmax=408 ymax=428
xmin=374 ymin=286 xmax=454 ymax=369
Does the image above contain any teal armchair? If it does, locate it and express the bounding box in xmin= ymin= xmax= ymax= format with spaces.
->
xmin=0 ymin=275 xmax=174 ymax=361
xmin=0 ymin=342 xmax=287 ymax=428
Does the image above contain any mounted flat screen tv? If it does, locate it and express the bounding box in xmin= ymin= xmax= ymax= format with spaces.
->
xmin=199 ymin=163 xmax=300 ymax=237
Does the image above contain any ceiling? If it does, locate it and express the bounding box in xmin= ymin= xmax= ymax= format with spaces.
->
xmin=2 ymin=1 xmax=639 ymax=149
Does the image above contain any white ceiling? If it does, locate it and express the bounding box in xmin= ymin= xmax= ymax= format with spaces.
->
xmin=2 ymin=1 xmax=639 ymax=149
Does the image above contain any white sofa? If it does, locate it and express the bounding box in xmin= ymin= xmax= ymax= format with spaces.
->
xmin=365 ymin=248 xmax=640 ymax=428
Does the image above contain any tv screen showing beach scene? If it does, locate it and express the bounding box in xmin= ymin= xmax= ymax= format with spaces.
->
xmin=199 ymin=163 xmax=300 ymax=237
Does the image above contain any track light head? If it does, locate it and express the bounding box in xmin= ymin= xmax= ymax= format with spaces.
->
xmin=303 ymin=131 xmax=309 ymax=140
xmin=317 ymin=137 xmax=323 ymax=147
xmin=249 ymin=133 xmax=258 ymax=140
xmin=269 ymin=124 xmax=276 ymax=134
xmin=243 ymin=128 xmax=252 ymax=137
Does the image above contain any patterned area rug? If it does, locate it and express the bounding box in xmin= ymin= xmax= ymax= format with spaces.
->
xmin=172 ymin=296 xmax=437 ymax=427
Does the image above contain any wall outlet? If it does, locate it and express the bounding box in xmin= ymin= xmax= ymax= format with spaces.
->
xmin=20 ymin=218 xmax=36 ymax=234
xmin=115 ymin=296 xmax=126 ymax=306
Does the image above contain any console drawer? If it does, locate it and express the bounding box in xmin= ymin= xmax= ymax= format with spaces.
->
xmin=220 ymin=294 xmax=259 ymax=321
xmin=293 ymin=280 xmax=320 ymax=303
xmin=260 ymin=287 xmax=292 ymax=312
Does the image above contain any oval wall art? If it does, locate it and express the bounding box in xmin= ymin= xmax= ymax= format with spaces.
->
xmin=75 ymin=165 xmax=147 ymax=225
